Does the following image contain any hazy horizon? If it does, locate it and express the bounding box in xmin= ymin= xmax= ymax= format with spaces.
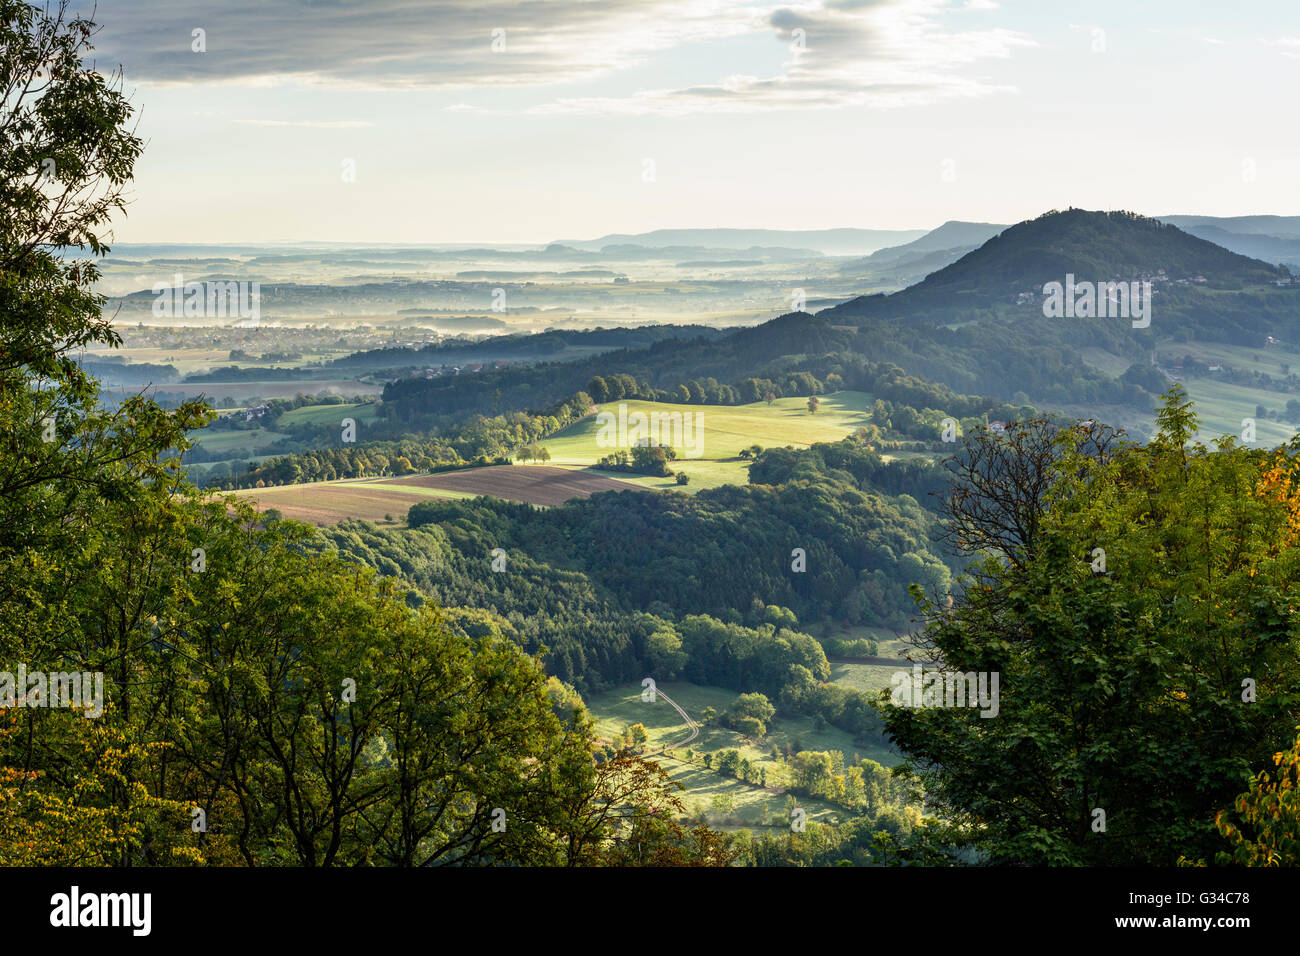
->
xmin=101 ymin=210 xmax=1300 ymax=250
xmin=79 ymin=0 xmax=1300 ymax=244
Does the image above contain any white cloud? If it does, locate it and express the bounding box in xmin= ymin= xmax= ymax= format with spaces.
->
xmin=88 ymin=0 xmax=768 ymax=89
xmin=533 ymin=0 xmax=1035 ymax=115
xmin=1259 ymin=37 xmax=1300 ymax=57
xmin=85 ymin=0 xmax=1033 ymax=115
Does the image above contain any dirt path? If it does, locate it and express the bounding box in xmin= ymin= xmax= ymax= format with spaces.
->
xmin=646 ymin=687 xmax=699 ymax=756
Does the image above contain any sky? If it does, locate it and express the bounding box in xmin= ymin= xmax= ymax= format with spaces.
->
xmin=82 ymin=0 xmax=1300 ymax=244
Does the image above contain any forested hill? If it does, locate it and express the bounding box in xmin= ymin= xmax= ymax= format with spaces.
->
xmin=380 ymin=312 xmax=856 ymax=426
xmin=826 ymin=208 xmax=1286 ymax=319
xmin=367 ymin=210 xmax=1298 ymax=436
xmin=366 ymin=210 xmax=1296 ymax=432
xmin=805 ymin=209 xmax=1300 ymax=407
xmin=330 ymin=323 xmax=726 ymax=371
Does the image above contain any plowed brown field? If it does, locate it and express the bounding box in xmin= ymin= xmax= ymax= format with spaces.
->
xmin=387 ymin=466 xmax=641 ymax=506
xmin=231 ymin=465 xmax=641 ymax=525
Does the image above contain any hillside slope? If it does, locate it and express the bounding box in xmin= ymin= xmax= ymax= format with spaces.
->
xmin=827 ymin=209 xmax=1284 ymax=319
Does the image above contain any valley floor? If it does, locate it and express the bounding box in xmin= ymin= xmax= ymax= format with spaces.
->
xmin=586 ymin=680 xmax=899 ymax=830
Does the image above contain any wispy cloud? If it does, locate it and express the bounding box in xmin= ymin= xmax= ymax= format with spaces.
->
xmin=533 ymin=0 xmax=1036 ymax=115
xmin=86 ymin=0 xmax=766 ymax=89
xmin=85 ymin=0 xmax=1032 ymax=115
xmin=1259 ymin=36 xmax=1300 ymax=57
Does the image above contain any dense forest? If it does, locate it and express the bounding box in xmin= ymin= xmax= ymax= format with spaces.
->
xmin=883 ymin=396 xmax=1300 ymax=865
xmin=312 ymin=455 xmax=949 ymax=739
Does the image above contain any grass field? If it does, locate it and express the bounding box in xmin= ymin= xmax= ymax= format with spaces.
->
xmin=539 ymin=391 xmax=874 ymax=491
xmin=585 ymin=681 xmax=897 ymax=828
xmin=1078 ymin=346 xmax=1298 ymax=445
xmin=206 ymin=390 xmax=874 ymax=500
xmin=276 ymin=402 xmax=380 ymax=427
xmin=825 ymin=626 xmax=915 ymax=699
xmin=187 ymin=402 xmax=379 ymax=462
xmin=1177 ymin=377 xmax=1296 ymax=446
xmin=576 ymin=459 xmax=750 ymax=491
xmin=212 ymin=388 xmax=887 ymax=523
xmin=829 ymin=662 xmax=898 ymax=697
xmin=1161 ymin=342 xmax=1294 ymax=379
xmin=188 ymin=428 xmax=289 ymax=457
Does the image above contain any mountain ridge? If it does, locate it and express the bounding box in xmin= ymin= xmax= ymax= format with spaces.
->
xmin=825 ymin=208 xmax=1285 ymax=320
xmin=549 ymin=227 xmax=928 ymax=256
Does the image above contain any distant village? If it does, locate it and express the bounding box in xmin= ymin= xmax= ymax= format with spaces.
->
xmin=1013 ymin=268 xmax=1214 ymax=307
xmin=1016 ymin=266 xmax=1297 ymax=307
xmin=403 ymin=360 xmax=512 ymax=380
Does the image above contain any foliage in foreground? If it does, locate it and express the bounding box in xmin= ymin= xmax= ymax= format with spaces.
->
xmin=0 ymin=0 xmax=729 ymax=867
xmin=882 ymin=389 xmax=1300 ymax=865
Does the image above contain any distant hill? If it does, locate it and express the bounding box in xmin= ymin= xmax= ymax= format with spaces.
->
xmin=331 ymin=324 xmax=725 ymax=371
xmin=1152 ymin=215 xmax=1300 ymax=265
xmin=549 ymin=227 xmax=927 ymax=257
xmin=863 ymin=220 xmax=1008 ymax=264
xmin=1158 ymin=214 xmax=1300 ymax=240
xmin=1156 ymin=223 xmax=1300 ymax=267
xmin=835 ymin=245 xmax=985 ymax=287
xmin=805 ymin=209 xmax=1300 ymax=416
xmin=835 ymin=221 xmax=1008 ymax=281
xmin=379 ymin=311 xmax=857 ymax=426
xmin=827 ymin=209 xmax=1285 ymax=319
xmin=593 ymin=243 xmax=822 ymax=261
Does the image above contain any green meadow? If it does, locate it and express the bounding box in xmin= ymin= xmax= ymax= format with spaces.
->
xmin=585 ymin=680 xmax=897 ymax=829
xmin=187 ymin=428 xmax=289 ymax=457
xmin=1078 ymin=345 xmax=1297 ymax=446
xmin=275 ymin=401 xmax=380 ymax=428
xmin=539 ymin=391 xmax=875 ymax=491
